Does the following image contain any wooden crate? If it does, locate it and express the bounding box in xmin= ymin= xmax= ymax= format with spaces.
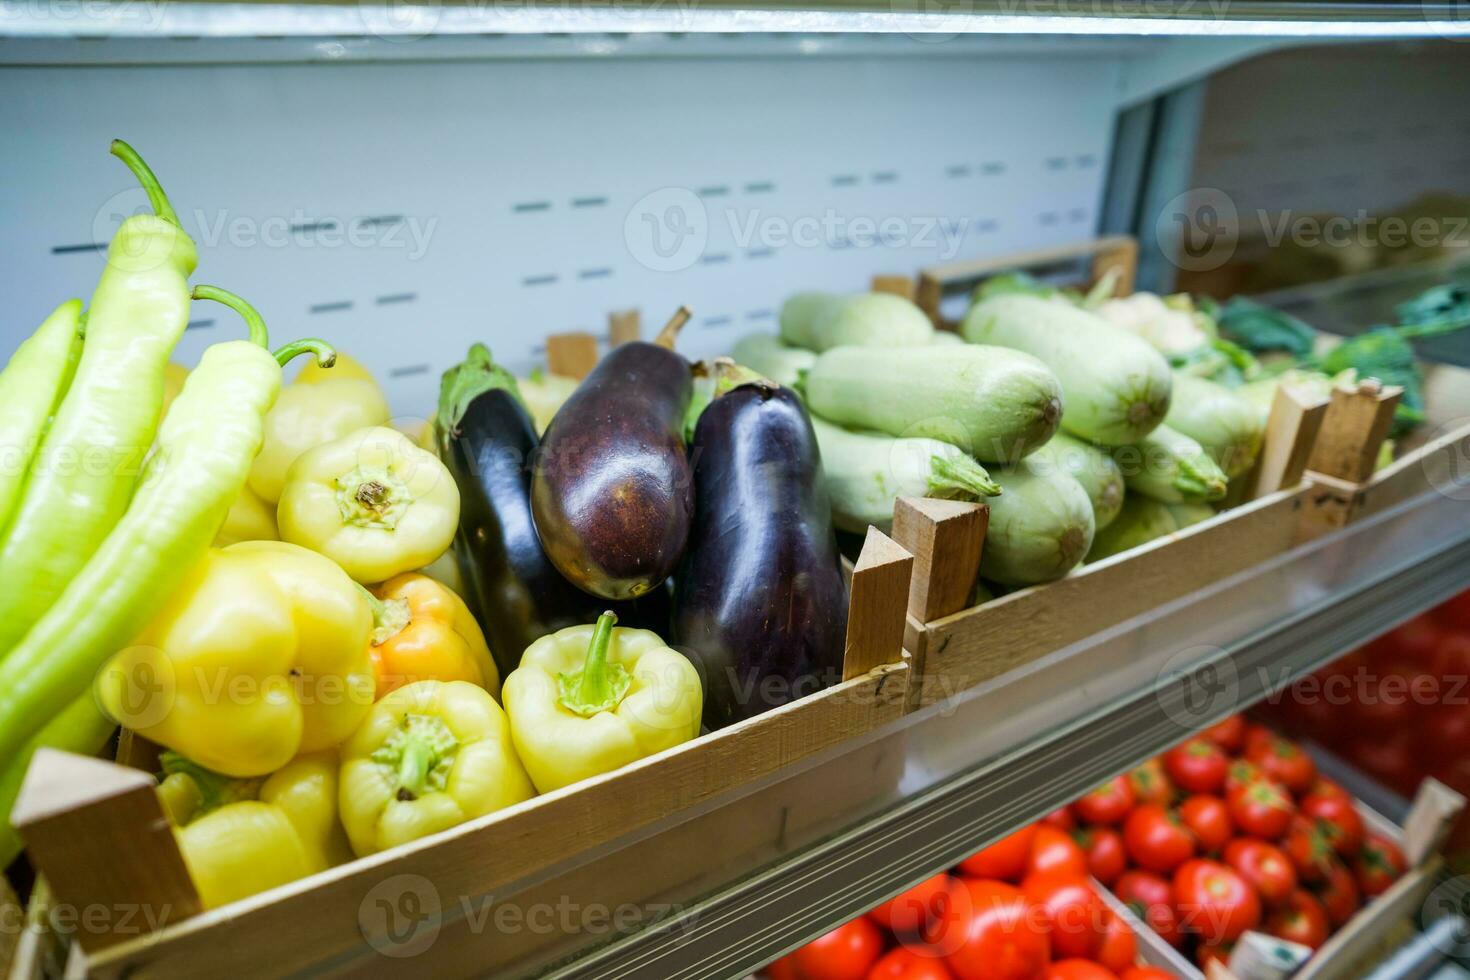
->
xmin=6 ymin=533 xmax=914 ymax=979
xmin=1116 ymin=779 xmax=1465 ymax=980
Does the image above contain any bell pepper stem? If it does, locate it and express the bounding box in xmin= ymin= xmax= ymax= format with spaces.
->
xmin=371 ymin=714 xmax=459 ymax=801
xmin=273 ymin=338 xmax=336 ymax=369
xmin=357 ymin=584 xmax=412 ymax=646
xmin=110 ymin=139 xmax=179 ymax=228
xmin=190 ymin=285 xmax=269 ymax=349
xmin=158 ymin=751 xmax=261 ymax=819
xmin=557 ymin=611 xmax=633 ymax=718
xmin=397 ymin=739 xmax=433 ymax=801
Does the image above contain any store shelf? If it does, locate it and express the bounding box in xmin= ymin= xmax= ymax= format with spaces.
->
xmin=276 ymin=481 xmax=1461 ymax=978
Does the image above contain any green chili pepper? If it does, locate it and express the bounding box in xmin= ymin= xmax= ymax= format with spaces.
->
xmin=0 ymin=141 xmax=198 ymax=656
xmin=0 ymin=299 xmax=85 ymax=536
xmin=0 ymin=285 xmax=336 ymax=777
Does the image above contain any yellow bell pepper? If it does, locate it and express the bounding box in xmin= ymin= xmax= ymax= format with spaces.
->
xmin=368 ymin=573 xmax=499 ymax=699
xmin=339 ymin=680 xmax=535 ymax=857
xmin=248 ymin=367 xmax=390 ymax=504
xmin=97 ymin=541 xmax=375 ymax=777
xmin=518 ymin=369 xmax=579 ymax=434
xmin=161 ymin=751 xmax=352 ymax=909
xmin=277 ymin=426 xmax=459 ymax=585
xmin=296 ymin=349 xmax=379 ymax=388
xmin=213 ymin=484 xmax=279 ymax=547
xmin=502 ymin=611 xmax=701 ymax=794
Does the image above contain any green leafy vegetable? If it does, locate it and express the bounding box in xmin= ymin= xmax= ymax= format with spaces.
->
xmin=1395 ymin=284 xmax=1470 ymax=329
xmin=1216 ymin=296 xmax=1316 ymax=356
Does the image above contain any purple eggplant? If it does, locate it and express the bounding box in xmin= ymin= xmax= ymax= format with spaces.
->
xmin=531 ymin=318 xmax=694 ymax=601
xmin=673 ymin=380 xmax=848 ymax=730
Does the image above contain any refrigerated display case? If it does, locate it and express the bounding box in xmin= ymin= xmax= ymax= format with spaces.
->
xmin=3 ymin=3 xmax=1470 ymax=978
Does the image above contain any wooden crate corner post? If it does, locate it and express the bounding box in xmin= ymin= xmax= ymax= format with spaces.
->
xmin=608 ymin=309 xmax=641 ymax=347
xmin=1401 ymin=777 xmax=1466 ymax=866
xmin=1306 ymin=379 xmax=1403 ymax=485
xmin=1089 ymin=235 xmax=1139 ymax=297
xmin=545 ymin=331 xmax=601 ymax=380
xmin=10 ymin=749 xmax=201 ymax=954
xmin=842 ymin=528 xmax=914 ymax=681
xmin=1249 ymin=383 xmax=1331 ymax=500
xmin=870 ymin=275 xmax=917 ymax=302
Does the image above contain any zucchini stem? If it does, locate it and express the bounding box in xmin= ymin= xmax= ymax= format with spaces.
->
xmin=927 ymin=453 xmax=1002 ymax=499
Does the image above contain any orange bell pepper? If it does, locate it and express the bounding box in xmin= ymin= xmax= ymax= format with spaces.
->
xmin=367 ymin=573 xmax=500 ymax=700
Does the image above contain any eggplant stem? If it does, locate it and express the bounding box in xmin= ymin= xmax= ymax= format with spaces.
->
xmin=654 ymin=306 xmax=692 ymax=349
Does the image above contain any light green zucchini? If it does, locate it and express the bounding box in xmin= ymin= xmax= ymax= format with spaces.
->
xmin=1166 ymin=374 xmax=1265 ymax=479
xmin=731 ymin=333 xmax=817 ymax=388
xmin=1112 ymin=423 xmax=1228 ymax=504
xmin=979 ymin=458 xmax=1095 ymax=587
xmin=780 ymin=291 xmax=934 ymax=351
xmin=800 ymin=345 xmax=1062 ymax=463
xmin=930 ymin=331 xmax=966 ymax=346
xmin=1166 ymin=502 xmax=1217 ymax=528
xmin=1029 ymin=432 xmax=1125 ymax=531
xmin=811 ymin=417 xmax=1000 ymax=533
xmin=1085 ymin=495 xmax=1178 ymax=562
xmin=962 ymin=292 xmax=1172 ymax=446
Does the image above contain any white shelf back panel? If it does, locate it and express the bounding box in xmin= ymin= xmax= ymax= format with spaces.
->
xmin=1 ymin=55 xmax=1118 ymax=413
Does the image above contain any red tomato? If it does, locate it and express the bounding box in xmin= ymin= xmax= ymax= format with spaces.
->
xmin=1242 ymin=722 xmax=1277 ymax=758
xmin=1113 ymin=871 xmax=1183 ymax=948
xmin=1119 ymin=970 xmax=1176 ymax=980
xmin=1304 ymin=775 xmax=1350 ymax=801
xmin=1028 ymin=826 xmax=1089 ymax=880
xmin=1226 ymin=780 xmax=1294 ymax=839
xmin=961 ymin=826 xmax=1038 ymax=882
xmin=1384 ymin=613 xmax=1450 ymax=666
xmin=768 ymin=954 xmax=802 ymax=980
xmin=1347 ymin=731 xmax=1420 ymax=797
xmin=922 ymin=876 xmax=971 ymax=953
xmin=1021 ymin=873 xmax=1106 ymax=960
xmin=1354 ymin=833 xmax=1407 ymax=897
xmin=1123 ymin=805 xmax=1196 ymax=874
xmin=1127 ymin=759 xmax=1175 ymax=808
xmin=1201 ymin=714 xmax=1247 ymax=753
xmin=1430 ymin=592 xmax=1470 ymax=633
xmin=1074 ymin=777 xmax=1135 ymax=826
xmin=1164 ymin=739 xmax=1229 ymax=795
xmin=866 ymin=947 xmax=954 ymax=980
xmin=944 ymin=879 xmax=1051 ymax=980
xmin=1264 ymin=890 xmax=1329 ymax=950
xmin=1042 ymin=807 xmax=1078 ymax=831
xmin=1222 ymin=838 xmax=1297 ymax=906
xmin=1224 ymin=759 xmax=1265 ymax=795
xmin=1094 ymin=912 xmax=1136 ymax=974
xmin=1173 ymin=859 xmax=1262 ymax=943
xmin=1195 ymin=940 xmax=1235 ymax=970
xmin=869 ymin=873 xmax=954 ymax=936
xmin=1314 ymin=859 xmax=1361 ymax=928
xmin=1300 ymin=793 xmax=1365 ymax=858
xmin=1179 ymin=796 xmax=1233 ymax=854
xmin=792 ymin=918 xmax=886 ymax=980
xmin=1043 ymin=962 xmax=1116 ymax=980
xmin=1245 ymin=734 xmax=1317 ymax=795
xmin=1283 ymin=816 xmax=1336 ymax=883
xmin=1074 ymin=828 xmax=1127 ymax=886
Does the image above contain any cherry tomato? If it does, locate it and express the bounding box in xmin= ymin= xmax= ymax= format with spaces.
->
xmin=1226 ymin=780 xmax=1294 ymax=839
xmin=1028 ymin=826 xmax=1089 ymax=880
xmin=1123 ymin=804 xmax=1196 ymax=874
xmin=944 ymin=879 xmax=1051 ymax=980
xmin=866 ymin=947 xmax=954 ymax=980
xmin=1222 ymin=838 xmax=1297 ymax=906
xmin=1043 ymin=962 xmax=1116 ymax=980
xmin=1283 ymin=816 xmax=1336 ymax=883
xmin=1300 ymin=793 xmax=1365 ymax=858
xmin=1195 ymin=939 xmax=1235 ymax=970
xmin=1113 ymin=871 xmax=1183 ymax=948
xmin=1074 ymin=828 xmax=1127 ymax=886
xmin=1042 ymin=808 xmax=1077 ymax=832
xmin=961 ymin=826 xmax=1038 ymax=882
xmin=792 ymin=918 xmax=886 ymax=980
xmin=1264 ymin=889 xmax=1329 ymax=950
xmin=1245 ymin=734 xmax=1317 ymax=795
xmin=1164 ymin=739 xmax=1229 ymax=795
xmin=1119 ymin=969 xmax=1176 ymax=980
xmin=1202 ymin=714 xmax=1247 ymax=753
xmin=1021 ymin=873 xmax=1106 ymax=960
xmin=1094 ymin=912 xmax=1136 ymax=974
xmin=1179 ymin=795 xmax=1233 ymax=854
xmin=1173 ymin=859 xmax=1261 ymax=943
xmin=1126 ymin=759 xmax=1175 ymax=808
xmin=1354 ymin=833 xmax=1407 ymax=897
xmin=1314 ymin=858 xmax=1361 ymax=928
xmin=1074 ymin=776 xmax=1135 ymax=826
xmin=869 ymin=873 xmax=953 ymax=936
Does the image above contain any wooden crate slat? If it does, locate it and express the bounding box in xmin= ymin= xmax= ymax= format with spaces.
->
xmin=1306 ymin=381 xmax=1404 ymax=485
xmin=544 ymin=331 xmax=600 ymax=380
xmin=1248 ymin=383 xmax=1331 ymax=500
xmin=843 ymin=528 xmax=915 ymax=681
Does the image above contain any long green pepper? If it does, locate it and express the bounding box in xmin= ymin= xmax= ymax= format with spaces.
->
xmin=0 ymin=285 xmax=336 ymax=782
xmin=0 ymin=142 xmax=197 ymax=655
xmin=0 ymin=299 xmax=85 ymax=536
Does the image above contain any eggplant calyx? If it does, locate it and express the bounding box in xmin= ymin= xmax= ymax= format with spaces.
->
xmin=436 ymin=343 xmax=526 ymax=436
